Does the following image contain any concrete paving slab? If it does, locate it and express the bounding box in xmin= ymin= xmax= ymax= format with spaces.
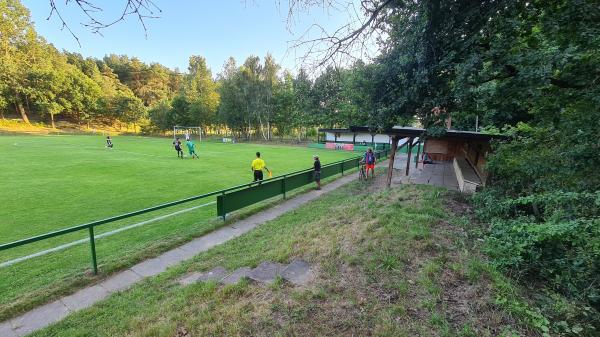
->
xmin=61 ymin=285 xmax=109 ymax=311
xmin=281 ymin=259 xmax=313 ymax=285
xmin=230 ymin=220 xmax=260 ymax=233
xmin=249 ymin=261 xmax=285 ymax=284
xmin=130 ymin=257 xmax=169 ymax=277
xmin=0 ymin=321 xmax=16 ymax=337
xmin=207 ymin=227 xmax=241 ymax=243
xmin=198 ymin=267 xmax=229 ymax=282
xmin=178 ymin=238 xmax=211 ymax=254
xmin=99 ymin=269 xmax=143 ymax=293
xmin=177 ymin=272 xmax=203 ymax=286
xmin=11 ymin=300 xmax=69 ymax=337
xmin=175 ymin=266 xmax=230 ymax=286
xmin=158 ymin=248 xmax=192 ymax=267
xmin=221 ymin=267 xmax=252 ymax=285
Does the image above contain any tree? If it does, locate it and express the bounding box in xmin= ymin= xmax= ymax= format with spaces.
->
xmin=147 ymin=100 xmax=171 ymax=132
xmin=183 ymin=56 xmax=220 ymax=132
xmin=217 ymin=57 xmax=247 ymax=137
xmin=115 ymin=94 xmax=146 ymax=131
xmin=312 ymin=66 xmax=346 ymax=128
xmin=293 ymin=68 xmax=314 ymax=138
xmin=272 ymin=71 xmax=296 ymax=137
xmin=0 ymin=0 xmax=37 ymax=123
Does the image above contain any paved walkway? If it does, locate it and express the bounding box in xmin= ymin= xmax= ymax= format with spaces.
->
xmin=392 ymin=153 xmax=459 ymax=190
xmin=0 ymin=172 xmax=359 ymax=337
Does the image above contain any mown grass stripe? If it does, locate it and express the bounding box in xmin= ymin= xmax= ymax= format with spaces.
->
xmin=0 ymin=201 xmax=216 ymax=268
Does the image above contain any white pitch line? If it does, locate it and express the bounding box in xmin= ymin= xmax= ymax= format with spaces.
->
xmin=0 ymin=201 xmax=216 ymax=269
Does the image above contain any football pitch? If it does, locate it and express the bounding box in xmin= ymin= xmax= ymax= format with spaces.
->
xmin=0 ymin=134 xmax=355 ymax=320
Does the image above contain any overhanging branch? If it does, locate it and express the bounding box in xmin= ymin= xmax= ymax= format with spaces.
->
xmin=47 ymin=0 xmax=161 ymax=45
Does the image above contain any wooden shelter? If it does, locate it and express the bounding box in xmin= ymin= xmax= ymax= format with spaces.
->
xmin=322 ymin=126 xmax=506 ymax=193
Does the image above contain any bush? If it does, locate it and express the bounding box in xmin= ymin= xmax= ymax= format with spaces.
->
xmin=474 ymin=119 xmax=600 ymax=334
xmin=476 ymin=190 xmax=600 ymax=304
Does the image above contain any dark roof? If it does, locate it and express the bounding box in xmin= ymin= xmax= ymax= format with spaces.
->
xmin=319 ymin=126 xmax=507 ymax=141
xmin=318 ymin=128 xmax=353 ymax=133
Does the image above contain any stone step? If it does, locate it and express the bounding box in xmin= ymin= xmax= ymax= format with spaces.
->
xmin=198 ymin=267 xmax=229 ymax=282
xmin=177 ymin=272 xmax=203 ymax=286
xmin=221 ymin=267 xmax=253 ymax=285
xmin=248 ymin=261 xmax=286 ymax=284
xmin=176 ymin=260 xmax=313 ymax=287
xmin=280 ymin=259 xmax=313 ymax=285
xmin=178 ymin=266 xmax=228 ymax=285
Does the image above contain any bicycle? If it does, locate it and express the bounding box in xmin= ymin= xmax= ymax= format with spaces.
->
xmin=358 ymin=162 xmax=367 ymax=180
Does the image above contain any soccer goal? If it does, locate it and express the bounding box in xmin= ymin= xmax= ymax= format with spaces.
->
xmin=173 ymin=126 xmax=202 ymax=142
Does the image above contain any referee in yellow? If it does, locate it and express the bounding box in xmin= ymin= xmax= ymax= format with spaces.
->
xmin=251 ymin=152 xmax=271 ymax=182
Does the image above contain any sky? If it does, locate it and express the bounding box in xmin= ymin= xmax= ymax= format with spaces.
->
xmin=21 ymin=0 xmax=367 ymax=75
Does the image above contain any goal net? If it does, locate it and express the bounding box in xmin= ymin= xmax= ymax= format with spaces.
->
xmin=173 ymin=126 xmax=202 ymax=142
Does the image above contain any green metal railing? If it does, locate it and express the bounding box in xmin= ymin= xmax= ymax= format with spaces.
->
xmin=217 ymin=149 xmax=392 ymax=218
xmin=0 ymin=149 xmax=392 ymax=275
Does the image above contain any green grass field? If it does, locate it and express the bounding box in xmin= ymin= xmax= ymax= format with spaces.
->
xmin=0 ymin=134 xmax=355 ymax=320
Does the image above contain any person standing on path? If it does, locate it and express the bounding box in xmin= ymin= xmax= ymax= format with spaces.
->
xmin=251 ymin=152 xmax=271 ymax=183
xmin=313 ymin=155 xmax=322 ymax=190
xmin=364 ymin=148 xmax=376 ymax=179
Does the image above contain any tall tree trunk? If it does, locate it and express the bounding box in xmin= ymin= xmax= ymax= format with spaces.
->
xmin=386 ymin=136 xmax=400 ymax=188
xmin=16 ymin=101 xmax=30 ymax=124
xmin=14 ymin=91 xmax=30 ymax=124
xmin=50 ymin=112 xmax=56 ymax=129
xmin=258 ymin=115 xmax=267 ymax=140
xmin=268 ymin=121 xmax=271 ymax=140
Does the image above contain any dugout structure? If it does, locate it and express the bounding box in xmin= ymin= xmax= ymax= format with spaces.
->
xmin=320 ymin=126 xmax=507 ymax=193
xmin=173 ymin=126 xmax=202 ymax=142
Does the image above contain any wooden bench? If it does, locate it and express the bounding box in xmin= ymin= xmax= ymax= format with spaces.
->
xmin=453 ymin=157 xmax=482 ymax=193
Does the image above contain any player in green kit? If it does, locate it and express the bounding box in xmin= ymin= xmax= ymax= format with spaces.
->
xmin=186 ymin=140 xmax=199 ymax=159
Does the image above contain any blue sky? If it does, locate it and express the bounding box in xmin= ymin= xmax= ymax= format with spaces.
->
xmin=22 ymin=0 xmax=363 ymax=75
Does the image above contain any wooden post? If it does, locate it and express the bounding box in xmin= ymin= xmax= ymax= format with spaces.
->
xmin=405 ymin=137 xmax=414 ymax=176
xmin=415 ymin=138 xmax=422 ymax=168
xmin=386 ymin=135 xmax=400 ymax=188
xmin=421 ymin=140 xmax=428 ymax=168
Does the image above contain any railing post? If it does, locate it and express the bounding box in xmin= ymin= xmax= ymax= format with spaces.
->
xmin=341 ymin=162 xmax=344 ymax=176
xmin=221 ymin=192 xmax=226 ymax=221
xmin=88 ymin=226 xmax=98 ymax=275
xmin=282 ymin=175 xmax=287 ymax=199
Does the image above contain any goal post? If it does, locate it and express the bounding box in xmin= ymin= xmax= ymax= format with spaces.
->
xmin=173 ymin=126 xmax=202 ymax=142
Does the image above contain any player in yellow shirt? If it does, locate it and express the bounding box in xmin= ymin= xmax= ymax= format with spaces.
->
xmin=251 ymin=152 xmax=271 ymax=182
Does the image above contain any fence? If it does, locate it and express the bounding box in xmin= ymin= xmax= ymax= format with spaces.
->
xmin=217 ymin=148 xmax=394 ymax=217
xmin=0 ymin=149 xmax=392 ymax=275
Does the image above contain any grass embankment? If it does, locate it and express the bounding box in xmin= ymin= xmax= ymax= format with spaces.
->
xmin=0 ymin=134 xmax=354 ymax=321
xmin=0 ymin=119 xmax=136 ymax=135
xmin=33 ymin=175 xmax=544 ymax=337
